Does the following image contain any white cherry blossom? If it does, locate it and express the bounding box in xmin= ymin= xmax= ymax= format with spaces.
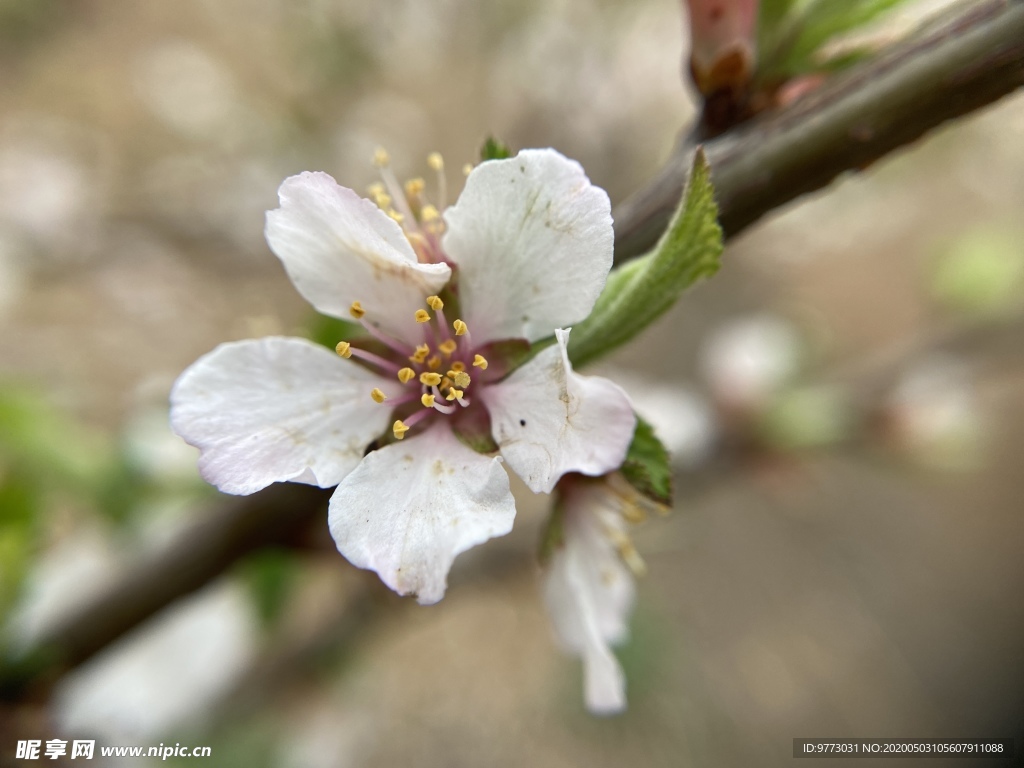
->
xmin=171 ymin=148 xmax=636 ymax=604
xmin=543 ymin=474 xmax=644 ymax=714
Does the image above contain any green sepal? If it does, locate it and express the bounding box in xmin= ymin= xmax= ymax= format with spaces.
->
xmin=567 ymin=148 xmax=722 ymax=369
xmin=480 ymin=136 xmax=512 ymax=161
xmin=619 ymin=416 xmax=673 ymax=507
xmin=308 ymin=312 xmax=365 ymax=350
xmin=451 ymin=404 xmax=501 ymax=455
xmin=473 ymin=338 xmax=533 ymax=382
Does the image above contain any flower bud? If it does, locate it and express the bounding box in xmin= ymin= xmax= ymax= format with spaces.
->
xmin=684 ymin=0 xmax=759 ymax=95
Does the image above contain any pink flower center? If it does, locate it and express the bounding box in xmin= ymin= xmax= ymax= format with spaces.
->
xmin=336 ymin=296 xmax=489 ymax=441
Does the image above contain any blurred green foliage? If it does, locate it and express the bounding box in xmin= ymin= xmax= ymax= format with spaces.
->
xmin=758 ymin=0 xmax=912 ymax=83
xmin=930 ymin=228 xmax=1024 ymax=316
xmin=165 ymin=720 xmax=278 ymax=768
xmin=0 ymin=0 xmax=64 ymax=49
xmin=759 ymin=385 xmax=850 ymax=450
xmin=0 ymin=387 xmax=116 ymax=618
xmin=0 ymin=386 xmax=208 ymax=624
xmin=237 ymin=548 xmax=300 ymax=629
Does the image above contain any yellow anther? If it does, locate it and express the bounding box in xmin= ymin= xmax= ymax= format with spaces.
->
xmin=426 ymin=295 xmax=444 ymax=311
xmin=421 ymin=393 xmax=435 ymax=408
xmin=421 ymin=204 xmax=440 ymax=222
xmin=373 ymin=192 xmax=393 ymax=209
xmin=438 ymin=339 xmax=457 ymax=357
xmin=404 ymin=178 xmax=425 ymax=197
xmin=446 ymin=388 xmax=464 ymax=401
xmin=450 ymin=361 xmax=466 ymax=373
xmin=453 ymin=319 xmax=468 ymax=336
xmin=370 ymin=388 xmax=387 ymax=403
xmin=393 ymin=420 xmax=410 ymax=439
xmin=367 ymin=182 xmax=385 ymax=197
xmin=441 ymin=376 xmax=452 ymax=389
xmin=414 ymin=308 xmax=431 ymax=324
xmin=373 ymin=147 xmax=390 ymax=168
xmin=409 ymin=344 xmax=429 ymax=364
xmin=617 ymin=539 xmax=647 ymax=577
xmin=387 ymin=209 xmax=405 ymax=225
xmin=472 ymin=354 xmax=488 ymax=370
xmin=427 ymin=355 xmax=441 ymax=371
xmin=420 ymin=372 xmax=442 ymax=387
xmin=349 ymin=301 xmax=365 ymax=319
xmin=397 ymin=367 xmax=416 ymax=384
xmin=427 ymin=152 xmax=444 ymax=171
xmin=462 ymin=163 xmax=473 ymax=177
xmin=453 ymin=371 xmax=471 ymax=388
xmin=335 ymin=341 xmax=353 ymax=358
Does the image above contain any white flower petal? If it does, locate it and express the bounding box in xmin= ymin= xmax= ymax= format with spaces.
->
xmin=484 ymin=328 xmax=636 ymax=494
xmin=543 ymin=481 xmax=635 ymax=715
xmin=265 ymin=172 xmax=451 ymax=340
xmin=442 ymin=149 xmax=613 ymax=345
xmin=582 ymin=641 xmax=628 ymax=715
xmin=328 ymin=425 xmax=515 ymax=604
xmin=170 ymin=337 xmax=398 ymax=495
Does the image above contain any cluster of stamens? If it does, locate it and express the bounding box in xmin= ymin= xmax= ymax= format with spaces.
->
xmin=329 ymin=148 xmax=494 ymax=442
xmin=366 ymin=148 xmax=477 ymax=264
xmin=335 ymin=294 xmax=488 ymax=442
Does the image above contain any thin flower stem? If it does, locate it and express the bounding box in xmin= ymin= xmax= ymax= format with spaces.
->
xmin=359 ymin=318 xmax=415 ymax=356
xmin=350 ymin=347 xmax=401 ymax=373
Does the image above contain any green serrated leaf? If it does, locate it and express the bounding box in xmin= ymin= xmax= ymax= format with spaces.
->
xmin=619 ymin=417 xmax=673 ymax=507
xmin=480 ymin=136 xmax=512 ymax=162
xmin=567 ymin=148 xmax=722 ymax=369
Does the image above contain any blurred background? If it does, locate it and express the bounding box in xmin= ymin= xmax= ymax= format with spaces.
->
xmin=0 ymin=0 xmax=1022 ymax=765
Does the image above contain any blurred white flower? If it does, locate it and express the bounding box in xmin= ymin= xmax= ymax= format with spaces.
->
xmin=700 ymin=313 xmax=801 ymax=410
xmin=55 ymin=581 xmax=257 ymax=742
xmin=0 ymin=141 xmax=86 ymax=240
xmin=7 ymin=527 xmax=119 ymax=650
xmin=135 ymin=40 xmax=241 ymax=140
xmin=122 ymin=405 xmax=201 ymax=483
xmin=886 ymin=356 xmax=984 ymax=470
xmin=543 ymin=475 xmax=644 ymax=715
xmin=616 ymin=375 xmax=718 ymax=469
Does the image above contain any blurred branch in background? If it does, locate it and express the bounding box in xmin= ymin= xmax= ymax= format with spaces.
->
xmin=3 ymin=0 xmax=1024 ymax=703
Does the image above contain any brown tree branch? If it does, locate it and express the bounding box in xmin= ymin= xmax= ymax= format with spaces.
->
xmin=1 ymin=485 xmax=331 ymax=698
xmin=613 ymin=0 xmax=1024 ymax=261
xmin=4 ymin=0 xmax=1024 ymax=700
